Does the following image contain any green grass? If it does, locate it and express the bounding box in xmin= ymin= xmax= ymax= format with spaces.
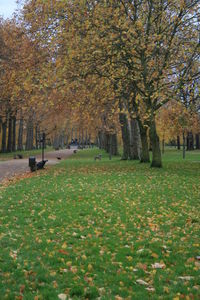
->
xmin=0 ymin=149 xmax=199 ymax=299
xmin=0 ymin=147 xmax=53 ymax=161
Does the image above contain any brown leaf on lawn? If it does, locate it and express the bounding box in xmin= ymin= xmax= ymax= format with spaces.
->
xmin=151 ymin=253 xmax=159 ymax=258
xmin=136 ymin=263 xmax=148 ymax=270
xmin=20 ymin=285 xmax=25 ymax=294
xmin=115 ymin=296 xmax=123 ymax=300
xmin=58 ymin=249 xmax=69 ymax=255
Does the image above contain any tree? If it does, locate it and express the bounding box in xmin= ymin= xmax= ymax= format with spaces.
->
xmin=58 ymin=0 xmax=199 ymax=167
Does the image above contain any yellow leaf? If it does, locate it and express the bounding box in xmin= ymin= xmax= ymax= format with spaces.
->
xmin=88 ymin=264 xmax=93 ymax=271
xmin=62 ymin=242 xmax=67 ymax=249
xmin=151 ymin=253 xmax=158 ymax=258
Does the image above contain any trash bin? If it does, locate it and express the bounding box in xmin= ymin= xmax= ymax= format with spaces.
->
xmin=29 ymin=156 xmax=36 ymax=172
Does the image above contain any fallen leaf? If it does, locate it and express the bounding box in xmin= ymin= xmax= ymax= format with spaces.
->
xmin=136 ymin=279 xmax=148 ymax=286
xmin=145 ymin=287 xmax=155 ymax=292
xmin=58 ymin=294 xmax=67 ymax=300
xmin=136 ymin=263 xmax=147 ymax=270
xmin=115 ymin=296 xmax=123 ymax=300
xmin=178 ymin=276 xmax=194 ymax=281
xmin=151 ymin=253 xmax=159 ymax=258
xmin=164 ymin=286 xmax=170 ymax=293
xmin=62 ymin=242 xmax=67 ymax=249
xmin=58 ymin=249 xmax=69 ymax=255
xmin=195 ymin=261 xmax=200 ymax=268
xmin=151 ymin=262 xmax=166 ymax=269
xmin=20 ymin=285 xmax=25 ymax=294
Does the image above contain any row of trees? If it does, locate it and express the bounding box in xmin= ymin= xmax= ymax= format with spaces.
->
xmin=0 ymin=0 xmax=199 ymax=167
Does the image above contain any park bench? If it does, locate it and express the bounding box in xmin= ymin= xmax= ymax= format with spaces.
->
xmin=13 ymin=154 xmax=23 ymax=159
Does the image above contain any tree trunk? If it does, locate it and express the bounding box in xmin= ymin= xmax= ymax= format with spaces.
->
xmin=17 ymin=117 xmax=23 ymax=151
xmin=129 ymin=117 xmax=141 ymax=160
xmin=98 ymin=131 xmax=104 ymax=149
xmin=149 ymin=116 xmax=162 ymax=168
xmin=25 ymin=117 xmax=34 ymax=150
xmin=137 ymin=119 xmax=150 ymax=163
xmin=81 ymin=129 xmax=84 ymax=148
xmin=109 ymin=134 xmax=112 ymax=160
xmin=35 ymin=125 xmax=38 ymax=149
xmin=104 ymin=133 xmax=110 ymax=153
xmin=111 ymin=133 xmax=118 ymax=156
xmin=59 ymin=133 xmax=64 ymax=148
xmin=85 ymin=129 xmax=88 ymax=147
xmin=53 ymin=136 xmax=59 ymax=149
xmin=187 ymin=132 xmax=194 ymax=151
xmin=71 ymin=128 xmax=74 ymax=141
xmin=162 ymin=138 xmax=165 ymax=154
xmin=12 ymin=116 xmax=16 ymax=152
xmin=119 ymin=112 xmax=130 ymax=160
xmin=195 ymin=133 xmax=200 ymax=150
xmin=7 ymin=114 xmax=12 ymax=152
xmin=1 ymin=117 xmax=7 ymax=153
xmin=183 ymin=132 xmax=186 ymax=159
xmin=177 ymin=135 xmax=180 ymax=150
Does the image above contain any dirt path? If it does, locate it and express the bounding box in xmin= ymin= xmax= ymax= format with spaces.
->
xmin=0 ymin=149 xmax=74 ymax=183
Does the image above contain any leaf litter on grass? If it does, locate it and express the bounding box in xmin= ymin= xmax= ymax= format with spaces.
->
xmin=0 ymin=149 xmax=200 ymax=299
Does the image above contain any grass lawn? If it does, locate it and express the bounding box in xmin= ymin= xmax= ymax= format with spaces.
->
xmin=0 ymin=147 xmax=53 ymax=162
xmin=0 ymin=149 xmax=199 ymax=299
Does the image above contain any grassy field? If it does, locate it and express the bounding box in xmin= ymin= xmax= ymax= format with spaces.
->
xmin=0 ymin=147 xmax=53 ymax=161
xmin=0 ymin=149 xmax=199 ymax=299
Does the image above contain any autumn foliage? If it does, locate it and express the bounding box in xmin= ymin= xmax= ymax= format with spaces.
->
xmin=0 ymin=0 xmax=199 ymax=167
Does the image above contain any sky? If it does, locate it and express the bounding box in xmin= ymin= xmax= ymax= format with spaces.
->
xmin=0 ymin=0 xmax=18 ymax=19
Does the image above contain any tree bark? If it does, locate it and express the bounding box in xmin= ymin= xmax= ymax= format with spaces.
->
xmin=177 ymin=135 xmax=180 ymax=150
xmin=129 ymin=117 xmax=141 ymax=160
xmin=53 ymin=136 xmax=59 ymax=149
xmin=25 ymin=117 xmax=34 ymax=150
xmin=1 ymin=117 xmax=7 ymax=153
xmin=12 ymin=116 xmax=16 ymax=152
xmin=109 ymin=134 xmax=112 ymax=160
xmin=81 ymin=129 xmax=84 ymax=148
xmin=162 ymin=138 xmax=165 ymax=154
xmin=195 ymin=133 xmax=200 ymax=150
xmin=98 ymin=130 xmax=104 ymax=149
xmin=104 ymin=133 xmax=110 ymax=153
xmin=137 ymin=119 xmax=150 ymax=163
xmin=183 ymin=132 xmax=186 ymax=159
xmin=149 ymin=115 xmax=162 ymax=167
xmin=35 ymin=125 xmax=38 ymax=149
xmin=119 ymin=112 xmax=130 ymax=160
xmin=59 ymin=133 xmax=64 ymax=148
xmin=7 ymin=114 xmax=12 ymax=152
xmin=111 ymin=133 xmax=118 ymax=156
xmin=17 ymin=117 xmax=23 ymax=151
xmin=187 ymin=132 xmax=194 ymax=151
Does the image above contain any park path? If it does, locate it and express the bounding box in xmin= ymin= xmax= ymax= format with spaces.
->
xmin=0 ymin=149 xmax=74 ymax=183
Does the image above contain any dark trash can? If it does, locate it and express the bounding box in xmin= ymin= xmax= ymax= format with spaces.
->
xmin=29 ymin=156 xmax=36 ymax=172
